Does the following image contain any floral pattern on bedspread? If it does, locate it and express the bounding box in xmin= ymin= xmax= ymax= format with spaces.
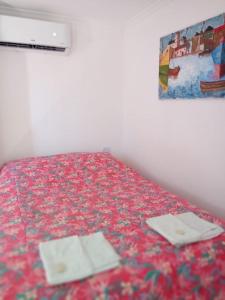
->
xmin=0 ymin=152 xmax=224 ymax=300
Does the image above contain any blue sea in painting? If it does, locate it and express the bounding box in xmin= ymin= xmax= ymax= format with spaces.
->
xmin=160 ymin=54 xmax=225 ymax=99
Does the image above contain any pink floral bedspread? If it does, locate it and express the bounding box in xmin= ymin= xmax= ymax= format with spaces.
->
xmin=0 ymin=153 xmax=224 ymax=300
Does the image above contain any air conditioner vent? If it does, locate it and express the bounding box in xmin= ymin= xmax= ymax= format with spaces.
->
xmin=0 ymin=41 xmax=66 ymax=52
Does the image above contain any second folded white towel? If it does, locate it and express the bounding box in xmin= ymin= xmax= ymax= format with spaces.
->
xmin=39 ymin=232 xmax=120 ymax=285
xmin=146 ymin=212 xmax=224 ymax=247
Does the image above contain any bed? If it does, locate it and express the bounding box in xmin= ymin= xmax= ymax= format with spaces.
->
xmin=0 ymin=152 xmax=224 ymax=299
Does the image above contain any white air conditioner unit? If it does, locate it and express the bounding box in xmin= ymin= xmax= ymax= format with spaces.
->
xmin=0 ymin=15 xmax=71 ymax=53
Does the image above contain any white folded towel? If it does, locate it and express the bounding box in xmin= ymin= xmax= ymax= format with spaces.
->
xmin=80 ymin=232 xmax=120 ymax=274
xmin=146 ymin=212 xmax=224 ymax=247
xmin=39 ymin=232 xmax=120 ymax=285
xmin=177 ymin=212 xmax=224 ymax=240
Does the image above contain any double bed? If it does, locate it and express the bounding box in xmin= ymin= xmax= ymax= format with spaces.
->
xmin=0 ymin=152 xmax=224 ymax=299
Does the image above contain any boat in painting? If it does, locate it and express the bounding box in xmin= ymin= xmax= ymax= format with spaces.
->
xmin=200 ymin=79 xmax=225 ymax=92
xmin=168 ymin=66 xmax=180 ymax=77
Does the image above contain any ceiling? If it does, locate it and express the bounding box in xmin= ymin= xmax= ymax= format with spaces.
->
xmin=0 ymin=0 xmax=157 ymax=22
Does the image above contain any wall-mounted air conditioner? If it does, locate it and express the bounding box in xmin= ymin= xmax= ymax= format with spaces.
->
xmin=0 ymin=15 xmax=71 ymax=53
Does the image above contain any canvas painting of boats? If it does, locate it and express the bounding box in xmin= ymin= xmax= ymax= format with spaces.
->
xmin=159 ymin=13 xmax=225 ymax=99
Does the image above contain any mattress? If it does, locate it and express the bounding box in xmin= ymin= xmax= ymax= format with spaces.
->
xmin=0 ymin=152 xmax=224 ymax=299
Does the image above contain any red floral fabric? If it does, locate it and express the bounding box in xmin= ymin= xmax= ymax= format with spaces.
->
xmin=0 ymin=152 xmax=224 ymax=300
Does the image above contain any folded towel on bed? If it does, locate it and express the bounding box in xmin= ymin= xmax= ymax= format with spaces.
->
xmin=80 ymin=232 xmax=120 ymax=274
xmin=146 ymin=212 xmax=224 ymax=247
xmin=177 ymin=212 xmax=224 ymax=241
xmin=39 ymin=232 xmax=120 ymax=285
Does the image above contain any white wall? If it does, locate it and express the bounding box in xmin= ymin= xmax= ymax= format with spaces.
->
xmin=122 ymin=0 xmax=225 ymax=218
xmin=0 ymin=14 xmax=123 ymax=164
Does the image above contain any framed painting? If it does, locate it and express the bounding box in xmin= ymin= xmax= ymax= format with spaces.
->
xmin=159 ymin=13 xmax=225 ymax=99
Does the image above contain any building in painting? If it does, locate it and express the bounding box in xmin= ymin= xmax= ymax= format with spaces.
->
xmin=191 ymin=32 xmax=204 ymax=54
xmin=174 ymin=32 xmax=180 ymax=48
xmin=172 ymin=35 xmax=190 ymax=57
xmin=174 ymin=44 xmax=188 ymax=57
xmin=167 ymin=39 xmax=176 ymax=49
xmin=213 ymin=24 xmax=225 ymax=48
xmin=202 ymin=26 xmax=214 ymax=53
xmin=191 ymin=26 xmax=215 ymax=55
